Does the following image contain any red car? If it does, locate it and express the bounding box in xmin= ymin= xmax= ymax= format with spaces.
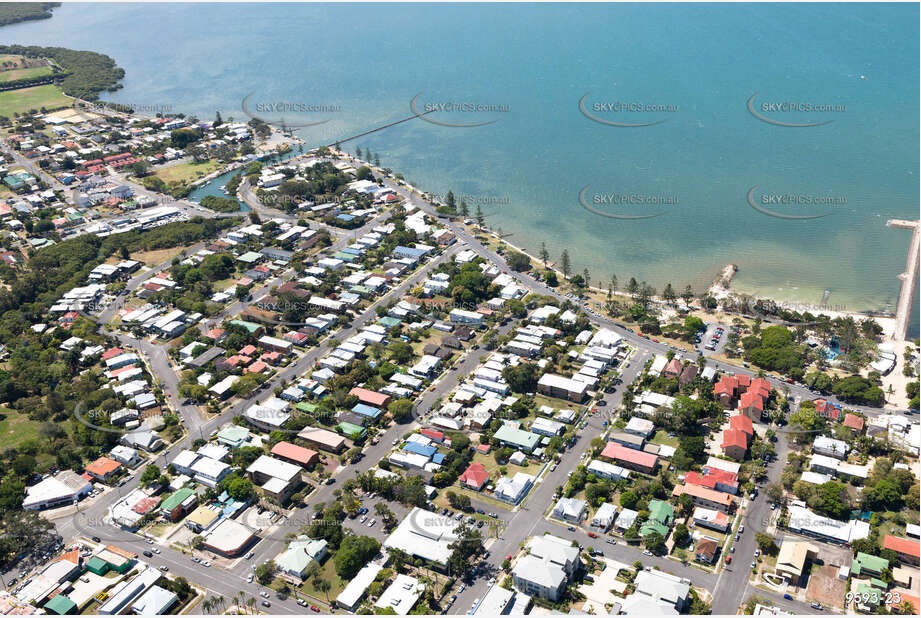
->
xmin=310 ymin=606 xmax=320 ymax=613
xmin=725 ymin=555 xmax=732 ymax=564
xmin=587 ymin=532 xmax=597 ymax=538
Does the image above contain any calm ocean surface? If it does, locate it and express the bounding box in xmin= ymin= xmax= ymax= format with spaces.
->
xmin=5 ymin=3 xmax=918 ymax=331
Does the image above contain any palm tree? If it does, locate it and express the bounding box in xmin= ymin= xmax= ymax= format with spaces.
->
xmin=247 ymin=596 xmax=256 ymax=614
xmin=202 ymin=597 xmax=212 ymax=614
xmin=315 ymin=578 xmax=331 ymax=604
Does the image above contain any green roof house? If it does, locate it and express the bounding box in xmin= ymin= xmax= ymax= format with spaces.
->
xmin=275 ymin=536 xmax=329 ymax=578
xmin=852 ymin=552 xmax=889 ymax=578
xmin=640 ymin=500 xmax=674 ymax=537
xmin=217 ymin=425 xmax=250 ymax=448
xmin=493 ymin=424 xmax=541 ymax=453
xmin=337 ymin=422 xmax=365 ymax=439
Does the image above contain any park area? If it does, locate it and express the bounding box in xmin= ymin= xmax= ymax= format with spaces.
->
xmin=0 ymin=84 xmax=70 ymax=116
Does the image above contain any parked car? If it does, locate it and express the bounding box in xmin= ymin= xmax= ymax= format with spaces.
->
xmin=725 ymin=555 xmax=732 ymax=564
xmin=159 ymin=565 xmax=168 ymax=571
xmin=587 ymin=532 xmax=598 ymax=538
xmin=143 ymin=550 xmax=153 ymax=558
xmin=783 ymin=594 xmax=793 ymax=600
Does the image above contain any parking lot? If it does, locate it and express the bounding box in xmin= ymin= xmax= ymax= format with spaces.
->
xmin=699 ymin=321 xmax=731 ymax=355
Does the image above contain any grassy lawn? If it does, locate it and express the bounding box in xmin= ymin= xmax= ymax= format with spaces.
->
xmin=0 ymin=65 xmax=53 ymax=83
xmin=298 ymin=558 xmax=346 ymax=603
xmin=650 ymin=430 xmax=679 ymax=447
xmin=533 ymin=393 xmax=582 ymax=415
xmin=129 ymin=245 xmax=191 ymax=267
xmin=0 ymin=406 xmax=42 ymax=449
xmin=152 ymin=160 xmax=221 ymax=185
xmin=0 ymin=84 xmax=71 ymax=116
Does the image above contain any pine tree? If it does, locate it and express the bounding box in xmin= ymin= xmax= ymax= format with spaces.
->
xmin=459 ymin=199 xmax=469 ymax=217
xmin=663 ymin=283 xmax=676 ymax=304
xmin=539 ymin=242 xmax=549 ymax=266
xmin=373 ymin=153 xmax=380 ymax=166
xmin=355 ymin=146 xmax=362 ymax=159
xmin=610 ymin=273 xmax=618 ymax=293
xmin=561 ymin=250 xmax=571 ymax=278
xmin=583 ymin=268 xmax=591 ymax=288
xmin=445 ymin=190 xmax=456 ymax=211
xmin=475 ymin=204 xmax=485 ymax=226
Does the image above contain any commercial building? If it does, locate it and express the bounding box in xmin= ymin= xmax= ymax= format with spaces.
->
xmin=202 ymin=518 xmax=256 ymax=557
xmin=97 ymin=567 xmax=161 ymax=615
xmin=383 ymin=507 xmax=460 ymax=568
xmin=22 ymin=471 xmax=92 ymax=510
xmin=130 ymin=586 xmax=177 ymax=615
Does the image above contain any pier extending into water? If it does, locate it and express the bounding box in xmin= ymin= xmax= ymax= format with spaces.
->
xmin=323 ymin=110 xmax=433 ymax=148
xmin=887 ymin=218 xmax=920 ymax=341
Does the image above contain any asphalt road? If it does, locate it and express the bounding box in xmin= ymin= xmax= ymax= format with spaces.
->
xmin=39 ymin=154 xmax=904 ymax=615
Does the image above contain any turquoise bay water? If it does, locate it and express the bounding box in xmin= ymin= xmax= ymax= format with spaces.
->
xmin=5 ymin=3 xmax=918 ymax=332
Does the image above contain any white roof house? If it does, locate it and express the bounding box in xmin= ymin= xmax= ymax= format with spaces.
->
xmin=494 ymin=473 xmax=535 ymax=504
xmin=336 ymin=563 xmax=382 ymax=611
xmin=383 ymin=507 xmax=459 ymax=566
xmin=374 ymin=574 xmax=425 ymax=614
xmin=591 ymin=503 xmax=618 ymax=529
xmin=615 ymin=508 xmax=639 ymax=530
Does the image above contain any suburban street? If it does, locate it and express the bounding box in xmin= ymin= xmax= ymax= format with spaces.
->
xmin=34 ymin=152 xmax=906 ymax=615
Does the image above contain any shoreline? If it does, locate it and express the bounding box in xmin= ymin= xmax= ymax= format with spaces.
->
xmin=250 ymin=148 xmax=911 ymax=345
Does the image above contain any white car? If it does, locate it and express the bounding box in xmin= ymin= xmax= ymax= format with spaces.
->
xmin=368 ymin=518 xmax=376 ymax=527
xmin=246 ymin=574 xmax=254 ymax=583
